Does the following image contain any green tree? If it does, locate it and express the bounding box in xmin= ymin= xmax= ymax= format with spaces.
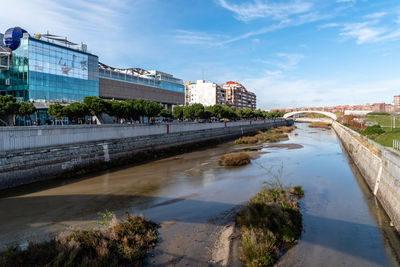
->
xmin=64 ymin=102 xmax=89 ymax=124
xmin=159 ymin=109 xmax=172 ymax=119
xmin=173 ymin=106 xmax=184 ymax=120
xmin=134 ymin=99 xmax=147 ymax=123
xmin=48 ymin=103 xmax=65 ymax=123
xmin=83 ymin=96 xmax=105 ymax=123
xmin=124 ymin=99 xmax=140 ymax=123
xmin=184 ymin=103 xmax=204 ymax=120
xmin=104 ymin=100 xmax=125 ymax=123
xmin=16 ymin=101 xmax=36 ymax=125
xmin=199 ymin=110 xmax=212 ymax=120
xmin=0 ymin=95 xmax=19 ymax=125
xmin=210 ymin=104 xmax=224 ymax=118
xmin=144 ymin=101 xmax=163 ymax=123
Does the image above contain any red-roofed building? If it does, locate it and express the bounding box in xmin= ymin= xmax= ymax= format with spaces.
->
xmin=221 ymin=81 xmax=256 ymax=110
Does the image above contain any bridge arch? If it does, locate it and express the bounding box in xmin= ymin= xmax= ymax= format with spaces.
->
xmin=283 ymin=111 xmax=337 ymax=120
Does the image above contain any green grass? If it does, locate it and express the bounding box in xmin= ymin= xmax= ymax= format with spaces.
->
xmin=361 ymin=115 xmax=400 ymax=147
xmin=372 ymin=129 xmax=400 ymax=147
xmin=365 ymin=115 xmax=400 ymax=130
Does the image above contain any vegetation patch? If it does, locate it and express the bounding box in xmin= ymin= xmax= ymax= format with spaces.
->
xmin=236 ymin=186 xmax=304 ymax=267
xmin=234 ymin=126 xmax=294 ymax=145
xmin=308 ymin=122 xmax=331 ymax=129
xmin=0 ymin=213 xmax=158 ymax=266
xmin=363 ymin=125 xmax=385 ymax=136
xmin=219 ymin=152 xmax=251 ymax=166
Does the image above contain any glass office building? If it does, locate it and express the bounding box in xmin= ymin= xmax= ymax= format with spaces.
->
xmin=0 ymin=30 xmax=99 ymax=102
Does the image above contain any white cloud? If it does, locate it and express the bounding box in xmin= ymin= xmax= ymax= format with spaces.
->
xmin=217 ymin=0 xmax=312 ymax=22
xmin=171 ymin=30 xmax=225 ymax=45
xmin=321 ymin=13 xmax=400 ymax=45
xmin=340 ymin=21 xmax=388 ymax=44
xmin=336 ymin=0 xmax=356 ymax=3
xmin=364 ymin=12 xmax=387 ymax=19
xmin=319 ymin=23 xmax=340 ymax=29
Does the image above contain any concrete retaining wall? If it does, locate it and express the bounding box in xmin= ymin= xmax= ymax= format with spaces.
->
xmin=333 ymin=121 xmax=400 ymax=231
xmin=0 ymin=119 xmax=283 ymax=152
xmin=0 ymin=119 xmax=292 ymax=190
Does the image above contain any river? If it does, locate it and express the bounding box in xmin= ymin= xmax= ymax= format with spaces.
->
xmin=0 ymin=123 xmax=399 ymax=266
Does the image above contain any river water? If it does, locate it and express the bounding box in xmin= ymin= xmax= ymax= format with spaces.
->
xmin=0 ymin=123 xmax=399 ymax=266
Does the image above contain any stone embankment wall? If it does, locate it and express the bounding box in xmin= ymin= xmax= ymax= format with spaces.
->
xmin=0 ymin=119 xmax=292 ymax=190
xmin=333 ymin=121 xmax=400 ymax=231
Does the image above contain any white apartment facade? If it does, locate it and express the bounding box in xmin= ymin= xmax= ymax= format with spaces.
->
xmin=185 ymin=80 xmax=226 ymax=106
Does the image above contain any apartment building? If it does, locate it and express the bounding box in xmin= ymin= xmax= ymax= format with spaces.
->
xmin=185 ymin=80 xmax=226 ymax=106
xmin=221 ymin=81 xmax=256 ymax=110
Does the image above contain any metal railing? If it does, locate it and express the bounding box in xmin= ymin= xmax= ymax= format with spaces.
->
xmin=393 ymin=139 xmax=400 ymax=150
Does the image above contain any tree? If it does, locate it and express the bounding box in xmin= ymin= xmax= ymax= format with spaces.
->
xmin=104 ymin=100 xmax=126 ymax=123
xmin=144 ymin=100 xmax=163 ymax=123
xmin=173 ymin=106 xmax=184 ymax=120
xmin=48 ymin=103 xmax=65 ymax=122
xmin=210 ymin=104 xmax=224 ymax=118
xmin=124 ymin=100 xmax=140 ymax=123
xmin=134 ymin=99 xmax=147 ymax=123
xmin=64 ymin=102 xmax=89 ymax=123
xmin=199 ymin=110 xmax=212 ymax=120
xmin=83 ymin=96 xmax=105 ymax=123
xmin=16 ymin=101 xmax=36 ymax=125
xmin=0 ymin=95 xmax=20 ymax=125
xmin=236 ymin=108 xmax=253 ymax=119
xmin=159 ymin=109 xmax=172 ymax=119
xmin=184 ymin=103 xmax=204 ymax=120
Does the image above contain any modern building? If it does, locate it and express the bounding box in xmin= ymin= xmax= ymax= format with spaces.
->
xmin=0 ymin=27 xmax=99 ymax=103
xmin=221 ymin=81 xmax=256 ymax=110
xmin=185 ymin=80 xmax=226 ymax=106
xmin=0 ymin=27 xmax=185 ymax=114
xmin=98 ymin=63 xmax=184 ymax=110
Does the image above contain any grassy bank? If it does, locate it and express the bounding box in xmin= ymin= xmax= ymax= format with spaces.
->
xmin=236 ymin=186 xmax=304 ymax=267
xmin=234 ymin=126 xmax=295 ymax=145
xmin=0 ymin=213 xmax=158 ymax=266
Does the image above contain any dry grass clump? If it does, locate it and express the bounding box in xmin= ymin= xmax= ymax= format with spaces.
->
xmin=237 ymin=187 xmax=303 ymax=267
xmin=0 ymin=213 xmax=158 ymax=266
xmin=235 ymin=136 xmax=260 ymax=144
xmin=219 ymin=152 xmax=251 ymax=166
xmin=235 ymin=126 xmax=293 ymax=145
xmin=275 ymin=125 xmax=296 ymax=133
xmin=308 ymin=122 xmax=331 ymax=129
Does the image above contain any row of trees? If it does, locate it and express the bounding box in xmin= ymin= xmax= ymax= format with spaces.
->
xmin=172 ymin=104 xmax=285 ymax=121
xmin=0 ymin=95 xmax=286 ymax=126
xmin=0 ymin=95 xmax=36 ymax=125
xmin=48 ymin=97 xmax=168 ymax=124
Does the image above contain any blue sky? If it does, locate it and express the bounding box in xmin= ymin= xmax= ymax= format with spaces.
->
xmin=2 ymin=0 xmax=400 ymax=109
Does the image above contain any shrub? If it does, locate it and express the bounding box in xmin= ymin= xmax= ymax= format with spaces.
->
xmin=219 ymin=153 xmax=251 ymax=166
xmin=292 ymin=186 xmax=304 ymax=197
xmin=363 ymin=125 xmax=385 ymax=136
xmin=237 ymin=187 xmax=303 ymax=267
xmin=0 ymin=213 xmax=158 ymax=266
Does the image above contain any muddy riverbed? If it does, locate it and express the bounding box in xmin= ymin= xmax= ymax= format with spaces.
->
xmin=0 ymin=123 xmax=399 ymax=266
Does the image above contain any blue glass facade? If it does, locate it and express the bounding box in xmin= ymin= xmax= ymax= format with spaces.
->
xmin=0 ymin=36 xmax=98 ymax=102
